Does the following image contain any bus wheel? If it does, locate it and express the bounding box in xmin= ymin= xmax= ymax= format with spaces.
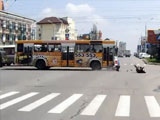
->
xmin=7 ymin=63 xmax=11 ymax=66
xmin=91 ymin=61 xmax=101 ymax=70
xmin=45 ymin=67 xmax=50 ymax=70
xmin=36 ymin=60 xmax=46 ymax=70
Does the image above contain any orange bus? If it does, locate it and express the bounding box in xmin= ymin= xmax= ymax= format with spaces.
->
xmin=15 ymin=40 xmax=117 ymax=70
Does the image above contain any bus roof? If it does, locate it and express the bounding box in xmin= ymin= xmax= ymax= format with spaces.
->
xmin=15 ymin=40 xmax=116 ymax=45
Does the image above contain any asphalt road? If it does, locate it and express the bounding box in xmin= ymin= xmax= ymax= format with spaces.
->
xmin=0 ymin=56 xmax=160 ymax=120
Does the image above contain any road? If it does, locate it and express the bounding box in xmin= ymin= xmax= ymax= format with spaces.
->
xmin=0 ymin=56 xmax=160 ymax=120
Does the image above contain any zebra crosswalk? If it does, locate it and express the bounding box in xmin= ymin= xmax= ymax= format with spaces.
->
xmin=0 ymin=91 xmax=160 ymax=118
xmin=123 ymin=63 xmax=147 ymax=66
xmin=48 ymin=94 xmax=83 ymax=113
xmin=81 ymin=95 xmax=106 ymax=116
xmin=19 ymin=93 xmax=60 ymax=112
xmin=0 ymin=92 xmax=39 ymax=110
xmin=115 ymin=95 xmax=130 ymax=117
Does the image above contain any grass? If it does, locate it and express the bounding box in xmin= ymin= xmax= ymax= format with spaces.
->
xmin=146 ymin=58 xmax=160 ymax=63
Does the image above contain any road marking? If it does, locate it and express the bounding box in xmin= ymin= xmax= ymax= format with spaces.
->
xmin=48 ymin=94 xmax=83 ymax=113
xmin=145 ymin=96 xmax=160 ymax=117
xmin=115 ymin=95 xmax=130 ymax=117
xmin=124 ymin=64 xmax=127 ymax=66
xmin=81 ymin=95 xmax=106 ymax=116
xmin=0 ymin=92 xmax=38 ymax=110
xmin=0 ymin=91 xmax=20 ymax=100
xmin=18 ymin=93 xmax=60 ymax=112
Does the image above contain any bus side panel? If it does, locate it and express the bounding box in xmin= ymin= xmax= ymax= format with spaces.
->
xmin=74 ymin=52 xmax=102 ymax=67
xmin=47 ymin=52 xmax=62 ymax=67
xmin=33 ymin=52 xmax=61 ymax=67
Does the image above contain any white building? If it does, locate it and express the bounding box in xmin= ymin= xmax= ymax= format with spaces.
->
xmin=118 ymin=41 xmax=126 ymax=57
xmin=0 ymin=11 xmax=36 ymax=45
xmin=62 ymin=17 xmax=77 ymax=40
xmin=36 ymin=17 xmax=77 ymax=40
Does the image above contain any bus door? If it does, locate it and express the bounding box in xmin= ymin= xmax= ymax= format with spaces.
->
xmin=17 ymin=43 xmax=33 ymax=64
xmin=61 ymin=43 xmax=75 ymax=67
xmin=102 ymin=46 xmax=114 ymax=67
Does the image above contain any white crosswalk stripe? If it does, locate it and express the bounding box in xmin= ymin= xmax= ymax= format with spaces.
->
xmin=0 ymin=91 xmax=19 ymax=100
xmin=48 ymin=94 xmax=83 ymax=113
xmin=0 ymin=92 xmax=39 ymax=110
xmin=18 ymin=93 xmax=60 ymax=112
xmin=81 ymin=95 xmax=106 ymax=116
xmin=145 ymin=96 xmax=160 ymax=117
xmin=115 ymin=95 xmax=130 ymax=117
xmin=0 ymin=91 xmax=160 ymax=118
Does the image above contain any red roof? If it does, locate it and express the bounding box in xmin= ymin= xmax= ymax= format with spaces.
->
xmin=37 ymin=17 xmax=68 ymax=25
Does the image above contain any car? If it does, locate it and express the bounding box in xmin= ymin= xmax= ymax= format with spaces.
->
xmin=139 ymin=53 xmax=150 ymax=59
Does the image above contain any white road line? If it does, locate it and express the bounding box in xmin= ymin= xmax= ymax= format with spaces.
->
xmin=124 ymin=64 xmax=127 ymax=66
xmin=0 ymin=92 xmax=38 ymax=110
xmin=81 ymin=95 xmax=106 ymax=116
xmin=18 ymin=93 xmax=60 ymax=112
xmin=115 ymin=95 xmax=130 ymax=117
xmin=0 ymin=91 xmax=20 ymax=100
xmin=145 ymin=96 xmax=160 ymax=117
xmin=48 ymin=94 xmax=83 ymax=113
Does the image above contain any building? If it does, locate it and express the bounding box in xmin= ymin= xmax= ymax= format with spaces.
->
xmin=147 ymin=29 xmax=160 ymax=44
xmin=36 ymin=16 xmax=77 ymax=40
xmin=62 ymin=17 xmax=77 ymax=40
xmin=147 ymin=29 xmax=160 ymax=57
xmin=118 ymin=41 xmax=126 ymax=57
xmin=0 ymin=10 xmax=36 ymax=45
xmin=140 ymin=36 xmax=148 ymax=53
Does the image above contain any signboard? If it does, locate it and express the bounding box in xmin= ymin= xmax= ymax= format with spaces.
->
xmin=65 ymin=34 xmax=69 ymax=40
xmin=157 ymin=34 xmax=160 ymax=41
xmin=147 ymin=30 xmax=160 ymax=44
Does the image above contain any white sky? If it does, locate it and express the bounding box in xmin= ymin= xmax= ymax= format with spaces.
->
xmin=3 ymin=0 xmax=160 ymax=52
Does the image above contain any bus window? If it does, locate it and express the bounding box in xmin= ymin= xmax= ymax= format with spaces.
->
xmin=24 ymin=46 xmax=32 ymax=53
xmin=89 ymin=45 xmax=96 ymax=52
xmin=48 ymin=44 xmax=54 ymax=52
xmin=34 ymin=43 xmax=48 ymax=52
xmin=17 ymin=44 xmax=23 ymax=52
xmin=94 ymin=44 xmax=103 ymax=53
xmin=75 ymin=44 xmax=89 ymax=52
xmin=34 ymin=44 xmax=41 ymax=52
xmin=40 ymin=44 xmax=48 ymax=52
xmin=54 ymin=44 xmax=61 ymax=51
xmin=62 ymin=46 xmax=67 ymax=52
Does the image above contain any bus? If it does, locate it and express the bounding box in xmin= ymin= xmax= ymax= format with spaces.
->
xmin=15 ymin=40 xmax=117 ymax=70
xmin=0 ymin=45 xmax=15 ymax=65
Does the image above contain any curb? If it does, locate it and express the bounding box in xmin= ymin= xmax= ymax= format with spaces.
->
xmin=142 ymin=59 xmax=160 ymax=65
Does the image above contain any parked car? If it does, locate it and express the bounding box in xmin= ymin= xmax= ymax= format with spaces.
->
xmin=139 ymin=53 xmax=150 ymax=59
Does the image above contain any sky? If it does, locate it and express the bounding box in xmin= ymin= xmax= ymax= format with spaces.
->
xmin=3 ymin=0 xmax=160 ymax=53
